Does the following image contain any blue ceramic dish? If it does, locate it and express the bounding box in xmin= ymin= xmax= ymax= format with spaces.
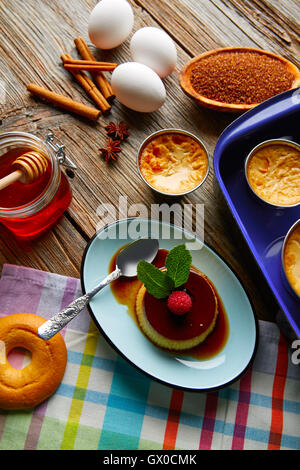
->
xmin=81 ymin=218 xmax=257 ymax=391
xmin=214 ymin=88 xmax=300 ymax=338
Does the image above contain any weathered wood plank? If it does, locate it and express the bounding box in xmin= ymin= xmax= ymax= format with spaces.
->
xmin=0 ymin=215 xmax=86 ymax=277
xmin=136 ymin=0 xmax=241 ymax=52
xmin=247 ymin=0 xmax=300 ymax=34
xmin=0 ymin=0 xmax=233 ymax=240
xmin=136 ymin=0 xmax=300 ymax=65
xmin=1 ymin=0 xmax=298 ymax=324
xmin=209 ymin=0 xmax=300 ymax=63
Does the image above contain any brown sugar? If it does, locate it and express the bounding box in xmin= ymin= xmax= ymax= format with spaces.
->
xmin=190 ymin=51 xmax=295 ymax=105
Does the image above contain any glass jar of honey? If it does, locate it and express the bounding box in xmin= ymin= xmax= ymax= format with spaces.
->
xmin=0 ymin=131 xmax=73 ymax=238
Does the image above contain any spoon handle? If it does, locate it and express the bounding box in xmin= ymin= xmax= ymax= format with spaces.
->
xmin=38 ymin=267 xmax=121 ymax=340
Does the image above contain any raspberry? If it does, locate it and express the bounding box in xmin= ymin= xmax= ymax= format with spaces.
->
xmin=167 ymin=291 xmax=192 ymax=315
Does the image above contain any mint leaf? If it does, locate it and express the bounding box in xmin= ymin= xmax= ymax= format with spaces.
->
xmin=137 ymin=260 xmax=174 ymax=299
xmin=165 ymin=244 xmax=192 ymax=288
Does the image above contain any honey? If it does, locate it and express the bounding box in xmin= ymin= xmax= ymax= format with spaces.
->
xmin=0 ymin=132 xmax=72 ymax=238
xmin=0 ymin=148 xmax=51 ymax=208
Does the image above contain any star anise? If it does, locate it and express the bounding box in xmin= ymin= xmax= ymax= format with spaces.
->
xmin=99 ymin=138 xmax=122 ymax=163
xmin=104 ymin=121 xmax=118 ymax=136
xmin=104 ymin=121 xmax=130 ymax=141
xmin=115 ymin=121 xmax=130 ymax=140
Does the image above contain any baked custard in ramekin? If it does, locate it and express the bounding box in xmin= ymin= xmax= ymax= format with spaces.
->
xmin=137 ymin=129 xmax=209 ymax=196
xmin=282 ymin=220 xmax=300 ymax=299
xmin=245 ymin=139 xmax=300 ymax=208
xmin=135 ymin=268 xmax=218 ymax=350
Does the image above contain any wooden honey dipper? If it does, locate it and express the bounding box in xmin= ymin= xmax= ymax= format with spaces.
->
xmin=0 ymin=150 xmax=49 ymax=191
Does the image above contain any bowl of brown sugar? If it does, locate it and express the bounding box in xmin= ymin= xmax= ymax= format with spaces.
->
xmin=179 ymin=47 xmax=300 ymax=113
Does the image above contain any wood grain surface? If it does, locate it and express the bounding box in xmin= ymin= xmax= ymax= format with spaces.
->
xmin=0 ymin=0 xmax=299 ymax=323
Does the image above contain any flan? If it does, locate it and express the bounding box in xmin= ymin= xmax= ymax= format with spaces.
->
xmin=283 ymin=223 xmax=300 ymax=297
xmin=139 ymin=132 xmax=208 ymax=195
xmin=246 ymin=142 xmax=300 ymax=206
xmin=135 ymin=269 xmax=218 ymax=350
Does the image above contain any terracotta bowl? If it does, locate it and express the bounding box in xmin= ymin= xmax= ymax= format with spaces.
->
xmin=179 ymin=47 xmax=300 ymax=113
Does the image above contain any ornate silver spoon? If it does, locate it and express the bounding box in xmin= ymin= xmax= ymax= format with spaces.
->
xmin=38 ymin=238 xmax=159 ymax=340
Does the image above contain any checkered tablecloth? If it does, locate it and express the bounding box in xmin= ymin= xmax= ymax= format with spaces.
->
xmin=0 ymin=264 xmax=299 ymax=450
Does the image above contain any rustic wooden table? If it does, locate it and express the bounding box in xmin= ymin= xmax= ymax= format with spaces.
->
xmin=0 ymin=0 xmax=299 ymax=323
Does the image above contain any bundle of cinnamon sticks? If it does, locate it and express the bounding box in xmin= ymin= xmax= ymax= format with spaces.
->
xmin=27 ymin=37 xmax=117 ymax=121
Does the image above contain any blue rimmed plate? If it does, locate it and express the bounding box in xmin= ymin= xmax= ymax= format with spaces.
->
xmin=81 ymin=218 xmax=257 ymax=391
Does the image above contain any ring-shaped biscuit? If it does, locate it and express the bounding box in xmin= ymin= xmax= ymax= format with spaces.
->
xmin=0 ymin=313 xmax=67 ymax=410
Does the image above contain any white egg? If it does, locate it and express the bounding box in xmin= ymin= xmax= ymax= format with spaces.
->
xmin=88 ymin=0 xmax=134 ymax=50
xmin=130 ymin=27 xmax=177 ymax=78
xmin=111 ymin=62 xmax=166 ymax=112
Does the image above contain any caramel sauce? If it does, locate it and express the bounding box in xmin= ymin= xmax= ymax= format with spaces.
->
xmin=109 ymin=247 xmax=229 ymax=360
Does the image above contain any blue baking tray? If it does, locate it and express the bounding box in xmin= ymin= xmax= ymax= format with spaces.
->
xmin=214 ymin=88 xmax=300 ymax=337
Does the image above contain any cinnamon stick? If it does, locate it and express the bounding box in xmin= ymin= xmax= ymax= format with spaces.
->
xmin=74 ymin=37 xmax=115 ymax=101
xmin=64 ymin=59 xmax=118 ymax=67
xmin=61 ymin=54 xmax=110 ymax=113
xmin=64 ymin=63 xmax=117 ymax=72
xmin=27 ymin=83 xmax=101 ymax=121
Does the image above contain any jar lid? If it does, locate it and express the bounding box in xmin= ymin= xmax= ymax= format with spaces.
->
xmin=45 ymin=133 xmax=77 ymax=170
